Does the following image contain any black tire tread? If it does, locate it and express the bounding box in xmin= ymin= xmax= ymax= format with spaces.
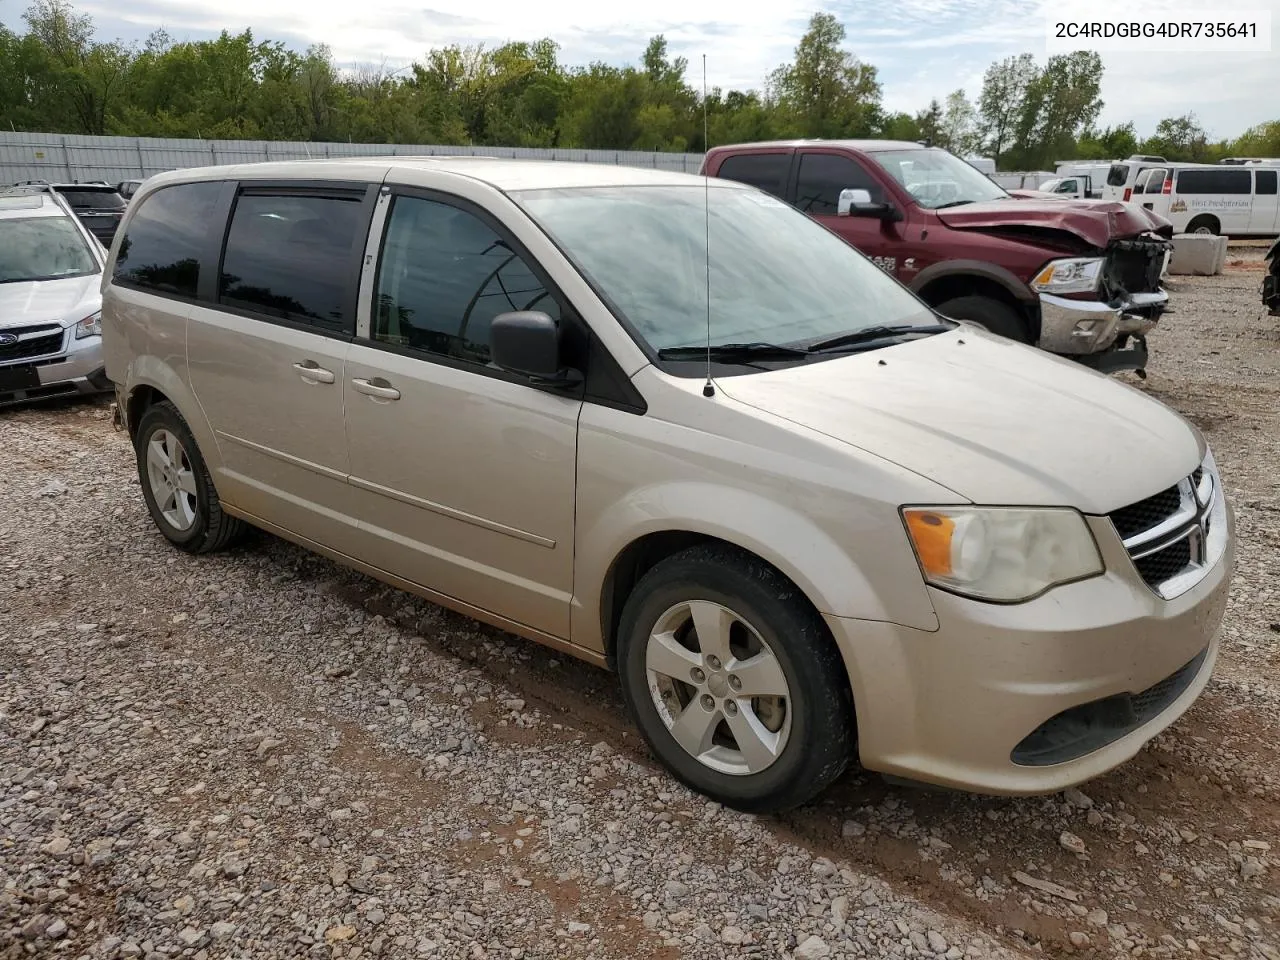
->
xmin=935 ymin=294 xmax=1029 ymax=342
xmin=1185 ymin=215 xmax=1219 ymax=235
xmin=135 ymin=400 xmax=245 ymax=554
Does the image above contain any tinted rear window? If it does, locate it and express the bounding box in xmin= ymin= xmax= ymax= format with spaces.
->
xmin=715 ymin=154 xmax=791 ymax=198
xmin=1256 ymin=170 xmax=1277 ymax=195
xmin=56 ymin=188 xmax=125 ymax=210
xmin=218 ymin=192 xmax=365 ymax=332
xmin=113 ymin=182 xmax=223 ymax=299
xmin=1106 ymin=164 xmax=1130 ymax=187
xmin=1176 ymin=169 xmax=1252 ymax=195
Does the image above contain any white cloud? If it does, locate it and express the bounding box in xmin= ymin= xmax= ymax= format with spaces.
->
xmin=72 ymin=0 xmax=1280 ymax=138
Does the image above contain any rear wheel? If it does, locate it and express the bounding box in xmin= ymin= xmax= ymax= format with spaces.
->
xmin=935 ymin=295 xmax=1029 ymax=342
xmin=1185 ymin=215 xmax=1219 ymax=236
xmin=134 ymin=401 xmax=245 ymax=554
xmin=616 ymin=544 xmax=855 ymax=813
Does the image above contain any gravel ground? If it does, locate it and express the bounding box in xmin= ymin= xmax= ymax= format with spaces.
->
xmin=2 ymin=251 xmax=1278 ymax=960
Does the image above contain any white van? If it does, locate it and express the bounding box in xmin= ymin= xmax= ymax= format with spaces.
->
xmin=1102 ymin=157 xmax=1173 ymax=203
xmin=1121 ymin=164 xmax=1279 ymax=237
xmin=964 ymin=156 xmax=996 ymax=177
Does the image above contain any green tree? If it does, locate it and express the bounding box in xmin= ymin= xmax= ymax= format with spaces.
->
xmin=876 ymin=111 xmax=922 ymax=142
xmin=1076 ymin=122 xmax=1138 ymax=159
xmin=1140 ymin=113 xmax=1213 ymax=162
xmin=977 ymin=53 xmax=1037 ymax=166
xmin=1009 ymin=52 xmax=1103 ymax=169
xmin=940 ymin=89 xmax=979 ymax=154
xmin=1230 ymin=121 xmax=1280 ymax=158
xmin=915 ymin=99 xmax=943 ymax=145
xmin=768 ymin=12 xmax=881 ymax=138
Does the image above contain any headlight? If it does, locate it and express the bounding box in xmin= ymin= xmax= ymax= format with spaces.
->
xmin=74 ymin=311 xmax=102 ymax=339
xmin=1031 ymin=257 xmax=1104 ymax=295
xmin=902 ymin=506 xmax=1104 ymax=603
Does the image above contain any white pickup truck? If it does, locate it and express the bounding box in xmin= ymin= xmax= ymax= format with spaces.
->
xmin=1037 ymin=174 xmax=1098 ymax=200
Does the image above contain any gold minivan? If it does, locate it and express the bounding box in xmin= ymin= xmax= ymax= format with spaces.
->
xmin=102 ymin=158 xmax=1233 ymax=812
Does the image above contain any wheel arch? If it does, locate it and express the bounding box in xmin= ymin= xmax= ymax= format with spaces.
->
xmin=580 ymin=484 xmax=939 ymax=669
xmin=912 ymin=262 xmax=1039 ymax=342
xmin=120 ymin=357 xmax=221 ymax=469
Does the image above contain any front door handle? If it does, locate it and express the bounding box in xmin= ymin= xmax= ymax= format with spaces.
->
xmin=352 ymin=377 xmax=401 ymax=401
xmin=293 ymin=360 xmax=335 ymax=384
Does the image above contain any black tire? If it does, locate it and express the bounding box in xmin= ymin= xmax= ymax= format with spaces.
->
xmin=616 ymin=544 xmax=855 ymax=814
xmin=133 ymin=400 xmax=245 ymax=554
xmin=935 ymin=295 xmax=1029 ymax=342
xmin=1185 ymin=215 xmax=1219 ymax=236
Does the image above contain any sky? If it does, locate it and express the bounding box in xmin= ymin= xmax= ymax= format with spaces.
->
xmin=25 ymin=0 xmax=1280 ymax=141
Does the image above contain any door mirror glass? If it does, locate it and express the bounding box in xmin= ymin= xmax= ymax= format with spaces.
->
xmin=490 ymin=311 xmax=582 ymax=388
xmin=837 ymin=187 xmax=899 ymax=220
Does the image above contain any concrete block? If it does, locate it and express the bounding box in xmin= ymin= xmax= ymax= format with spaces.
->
xmin=1167 ymin=233 xmax=1228 ymax=276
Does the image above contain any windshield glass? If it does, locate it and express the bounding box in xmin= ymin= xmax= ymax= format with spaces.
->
xmin=515 ymin=184 xmax=936 ymax=352
xmin=0 ymin=217 xmax=99 ymax=283
xmin=871 ymin=149 xmax=1008 ymax=209
xmin=57 ymin=188 xmax=125 ymax=211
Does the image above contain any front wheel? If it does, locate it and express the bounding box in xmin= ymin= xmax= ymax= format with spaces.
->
xmin=134 ymin=400 xmax=245 ymax=554
xmin=616 ymin=544 xmax=855 ymax=813
xmin=935 ymin=295 xmax=1029 ymax=342
xmin=1185 ymin=215 xmax=1219 ymax=236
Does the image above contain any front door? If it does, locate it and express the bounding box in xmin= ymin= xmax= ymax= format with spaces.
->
xmin=188 ymin=185 xmax=374 ymax=546
xmin=792 ymin=150 xmax=904 ymax=276
xmin=342 ymin=190 xmax=581 ymax=637
xmin=1134 ymin=167 xmax=1170 ymax=215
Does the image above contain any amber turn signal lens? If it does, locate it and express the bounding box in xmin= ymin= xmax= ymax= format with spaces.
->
xmin=904 ymin=510 xmax=955 ymax=577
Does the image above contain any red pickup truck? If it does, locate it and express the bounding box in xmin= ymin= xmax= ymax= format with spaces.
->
xmin=700 ymin=140 xmax=1173 ymax=375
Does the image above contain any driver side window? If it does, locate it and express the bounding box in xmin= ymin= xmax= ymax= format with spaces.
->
xmin=795 ymin=153 xmax=884 ymax=215
xmin=374 ymin=196 xmax=560 ymax=365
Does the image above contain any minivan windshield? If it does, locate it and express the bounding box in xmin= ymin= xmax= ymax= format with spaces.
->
xmin=870 ymin=149 xmax=1009 ymax=209
xmin=0 ymin=217 xmax=98 ymax=283
xmin=515 ymin=184 xmax=937 ymax=354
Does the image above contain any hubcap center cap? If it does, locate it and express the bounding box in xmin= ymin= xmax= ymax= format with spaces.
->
xmin=707 ymin=673 xmax=730 ymax=698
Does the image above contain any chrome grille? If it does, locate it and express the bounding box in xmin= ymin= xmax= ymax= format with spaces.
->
xmin=0 ymin=324 xmax=65 ymax=364
xmin=1110 ymin=461 xmax=1222 ymax=599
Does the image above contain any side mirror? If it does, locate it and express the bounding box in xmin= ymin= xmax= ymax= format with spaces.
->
xmin=490 ymin=311 xmax=582 ymax=389
xmin=837 ymin=188 xmax=901 ymax=221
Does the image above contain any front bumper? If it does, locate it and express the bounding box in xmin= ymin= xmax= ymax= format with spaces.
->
xmin=1037 ymin=290 xmax=1167 ymax=365
xmin=827 ymin=509 xmax=1234 ymax=795
xmin=0 ymin=333 xmax=110 ymax=408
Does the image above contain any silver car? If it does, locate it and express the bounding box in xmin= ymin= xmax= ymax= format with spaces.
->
xmin=0 ymin=188 xmax=110 ymax=407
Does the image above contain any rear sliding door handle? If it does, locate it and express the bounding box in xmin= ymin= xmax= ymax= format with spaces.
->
xmin=352 ymin=377 xmax=401 ymax=401
xmin=293 ymin=361 xmax=335 ymax=384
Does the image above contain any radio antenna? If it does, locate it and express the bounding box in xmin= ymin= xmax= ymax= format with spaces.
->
xmin=701 ymin=53 xmax=715 ymax=399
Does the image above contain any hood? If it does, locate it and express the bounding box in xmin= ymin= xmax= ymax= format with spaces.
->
xmin=1006 ymin=188 xmax=1068 ymax=200
xmin=715 ymin=329 xmax=1201 ymax=515
xmin=936 ymin=199 xmax=1173 ymax=248
xmin=0 ymin=274 xmax=101 ymax=330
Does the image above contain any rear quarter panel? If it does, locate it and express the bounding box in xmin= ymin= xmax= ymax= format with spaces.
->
xmin=102 ymin=283 xmax=219 ymax=470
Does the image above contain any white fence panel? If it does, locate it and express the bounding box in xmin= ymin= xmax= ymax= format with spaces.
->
xmin=0 ymin=132 xmax=706 ymax=184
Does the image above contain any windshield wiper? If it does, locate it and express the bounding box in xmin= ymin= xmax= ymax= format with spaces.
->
xmin=933 ymin=200 xmax=975 ymax=210
xmin=657 ymin=342 xmax=812 ymax=362
xmin=801 ymin=323 xmax=953 ymax=353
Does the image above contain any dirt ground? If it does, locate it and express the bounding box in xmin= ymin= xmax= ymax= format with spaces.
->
xmin=1 ymin=249 xmax=1277 ymax=960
